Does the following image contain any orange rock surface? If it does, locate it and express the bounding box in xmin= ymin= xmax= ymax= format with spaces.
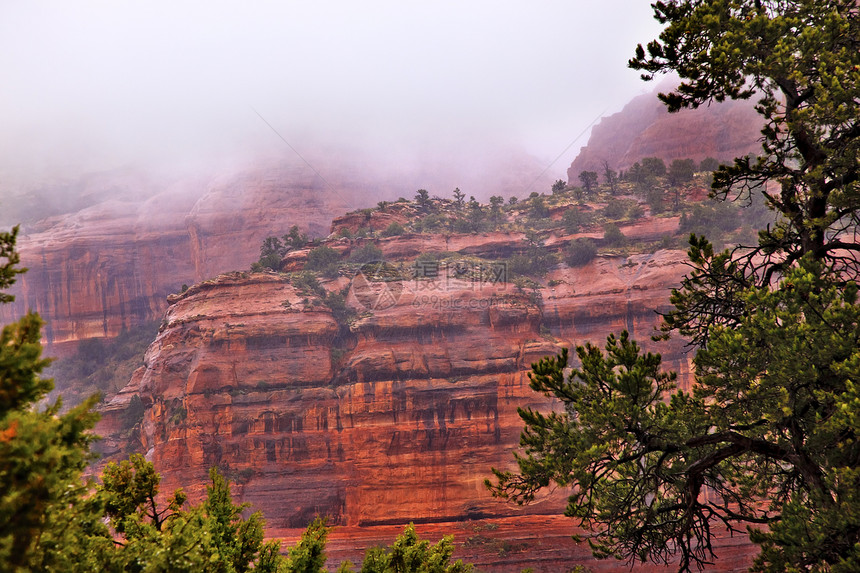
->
xmin=0 ymin=160 xmax=354 ymax=351
xmin=0 ymin=91 xmax=766 ymax=569
xmin=568 ymin=83 xmax=763 ymax=178
xmin=98 ymin=244 xmax=755 ymax=570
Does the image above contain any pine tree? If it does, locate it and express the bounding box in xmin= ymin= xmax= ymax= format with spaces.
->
xmin=490 ymin=2 xmax=860 ymax=570
xmin=0 ymin=226 xmax=107 ymax=571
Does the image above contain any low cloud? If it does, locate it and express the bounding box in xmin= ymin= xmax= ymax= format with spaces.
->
xmin=0 ymin=1 xmax=662 ymax=193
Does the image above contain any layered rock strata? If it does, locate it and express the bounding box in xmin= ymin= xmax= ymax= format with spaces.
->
xmin=0 ymin=161 xmax=352 ymax=351
xmin=98 ymin=244 xmax=745 ymax=570
xmin=568 ymin=83 xmax=763 ymax=178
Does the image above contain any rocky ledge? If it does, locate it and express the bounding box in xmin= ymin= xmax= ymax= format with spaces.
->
xmin=97 ymin=243 xmax=752 ymax=570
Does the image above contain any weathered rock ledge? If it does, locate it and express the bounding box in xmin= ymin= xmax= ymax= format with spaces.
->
xmin=97 ymin=248 xmax=757 ymax=570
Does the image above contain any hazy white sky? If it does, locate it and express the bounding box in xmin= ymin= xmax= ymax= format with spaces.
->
xmin=0 ymin=1 xmax=664 ymax=182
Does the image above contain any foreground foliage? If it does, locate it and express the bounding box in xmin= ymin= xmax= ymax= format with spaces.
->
xmin=0 ymin=225 xmax=103 ymax=570
xmin=633 ymin=0 xmax=860 ymax=344
xmin=333 ymin=523 xmax=472 ymax=573
xmin=491 ymin=1 xmax=860 ymax=571
xmin=490 ymin=263 xmax=860 ymax=570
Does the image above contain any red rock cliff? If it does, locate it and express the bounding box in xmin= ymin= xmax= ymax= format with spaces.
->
xmin=98 ymin=233 xmax=753 ymax=570
xmin=0 ymin=147 xmax=552 ymax=353
xmin=568 ymin=83 xmax=763 ymax=179
xmin=0 ymin=160 xmax=354 ymax=351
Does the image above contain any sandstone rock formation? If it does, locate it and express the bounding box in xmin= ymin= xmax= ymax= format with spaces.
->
xmin=98 ymin=228 xmax=757 ymax=569
xmin=0 ymin=160 xmax=354 ymax=352
xmin=0 ymin=147 xmax=552 ymax=354
xmin=568 ymin=82 xmax=763 ymax=179
xmin=1 ymin=88 xmax=767 ymax=569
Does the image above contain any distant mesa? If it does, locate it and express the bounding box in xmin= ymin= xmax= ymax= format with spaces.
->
xmin=568 ymin=83 xmax=762 ymax=180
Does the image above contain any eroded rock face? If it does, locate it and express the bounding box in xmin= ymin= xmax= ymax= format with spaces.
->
xmin=0 ymin=191 xmax=200 ymax=349
xmin=1 ymin=111 xmax=764 ymax=568
xmin=568 ymin=83 xmax=763 ymax=178
xmin=185 ymin=163 xmax=350 ymax=281
xmin=97 ymin=244 xmax=744 ymax=570
xmin=0 ymin=160 xmax=356 ymax=351
xmin=0 ymin=146 xmax=555 ymax=353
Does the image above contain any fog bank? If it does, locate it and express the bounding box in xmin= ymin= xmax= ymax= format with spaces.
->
xmin=0 ymin=1 xmax=662 ymax=192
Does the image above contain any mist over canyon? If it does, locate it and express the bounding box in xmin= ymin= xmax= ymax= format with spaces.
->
xmin=0 ymin=87 xmax=765 ymax=571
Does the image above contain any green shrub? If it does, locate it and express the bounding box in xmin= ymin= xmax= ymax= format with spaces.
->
xmin=122 ymin=394 xmax=146 ymax=431
xmin=291 ymin=271 xmax=325 ymax=297
xmin=506 ymin=254 xmax=543 ymax=276
xmin=699 ymin=156 xmax=721 ymax=173
xmin=505 ymin=254 xmax=527 ymax=276
xmin=603 ymin=223 xmax=626 ymax=246
xmin=322 ymin=289 xmax=355 ymax=329
xmin=680 ymin=202 xmax=741 ymax=235
xmin=679 ymin=202 xmax=743 ymax=248
xmin=562 ymin=208 xmax=592 ymax=233
xmin=578 ymin=170 xmax=599 ymax=195
xmin=415 ymin=189 xmax=431 ymax=212
xmin=646 ymin=187 xmax=665 ymax=214
xmin=255 ymin=236 xmax=285 ymax=271
xmin=506 ymin=239 xmax=558 ymax=276
xmin=305 ymin=246 xmax=341 ymax=277
xmin=450 ymin=217 xmax=473 ymax=233
xmin=659 ymin=234 xmax=680 ymax=250
xmin=412 ymin=213 xmax=448 ymax=233
xmin=627 ymin=203 xmax=645 ymax=219
xmin=603 ymin=199 xmax=626 ymax=220
xmin=349 ymin=243 xmax=385 ymax=263
xmin=528 ymin=196 xmax=550 ymax=219
xmin=381 ymin=222 xmax=405 ymax=237
xmin=565 ymin=238 xmax=597 ymax=267
xmin=330 ymin=346 xmax=347 ymax=366
xmin=668 ymin=158 xmax=696 ymax=186
xmin=413 ymin=252 xmax=450 ymax=278
xmin=641 ymin=156 xmax=667 ymax=177
xmin=283 ymin=225 xmax=308 ymax=249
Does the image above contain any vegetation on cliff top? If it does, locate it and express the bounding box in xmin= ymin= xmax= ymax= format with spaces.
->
xmin=250 ymin=155 xmax=768 ymax=291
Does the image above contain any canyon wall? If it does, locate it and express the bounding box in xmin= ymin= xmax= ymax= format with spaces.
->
xmin=0 ymin=148 xmax=551 ymax=354
xmin=97 ymin=226 xmax=754 ymax=570
xmin=0 ymin=160 xmax=353 ymax=351
xmin=0 ymin=90 xmax=762 ymax=355
xmin=0 ymin=91 xmax=768 ymax=569
xmin=568 ymin=82 xmax=763 ymax=179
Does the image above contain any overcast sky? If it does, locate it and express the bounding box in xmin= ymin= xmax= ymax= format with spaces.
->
xmin=0 ymin=1 xmax=664 ymax=184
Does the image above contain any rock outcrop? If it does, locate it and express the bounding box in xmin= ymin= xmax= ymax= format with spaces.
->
xmin=99 ymin=234 xmax=756 ymax=570
xmin=0 ymin=160 xmax=355 ymax=352
xmin=0 ymin=147 xmax=553 ymax=354
xmin=1 ymin=87 xmax=767 ymax=569
xmin=2 ymin=191 xmax=199 ymax=349
xmin=568 ymin=82 xmax=763 ymax=179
